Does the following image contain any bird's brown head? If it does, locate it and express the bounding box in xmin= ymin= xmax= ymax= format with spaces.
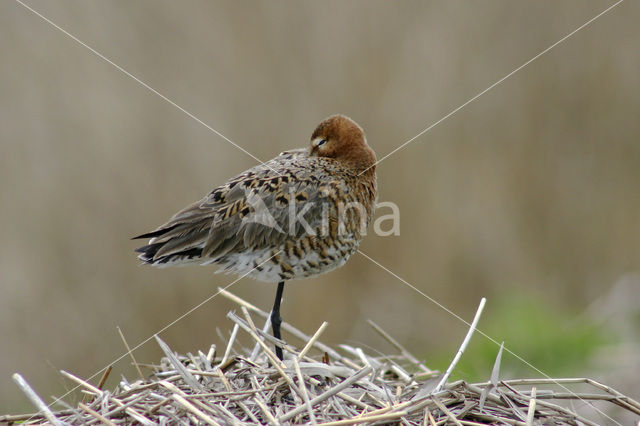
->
xmin=309 ymin=115 xmax=376 ymax=174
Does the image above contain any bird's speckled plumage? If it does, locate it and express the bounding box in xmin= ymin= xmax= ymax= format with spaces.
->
xmin=134 ymin=115 xmax=377 ymax=283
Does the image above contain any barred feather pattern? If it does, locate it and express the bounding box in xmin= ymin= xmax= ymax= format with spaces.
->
xmin=135 ymin=115 xmax=377 ymax=283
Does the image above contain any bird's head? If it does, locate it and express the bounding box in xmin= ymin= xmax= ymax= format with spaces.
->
xmin=309 ymin=115 xmax=376 ymax=174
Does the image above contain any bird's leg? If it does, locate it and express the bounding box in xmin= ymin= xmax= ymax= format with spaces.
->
xmin=271 ymin=281 xmax=285 ymax=360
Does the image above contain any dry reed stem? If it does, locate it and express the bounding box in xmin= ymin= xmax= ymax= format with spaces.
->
xmin=367 ymin=319 xmax=433 ymax=374
xmin=293 ymin=357 xmax=317 ymax=424
xmin=434 ymin=297 xmax=486 ymax=393
xmin=525 ymin=387 xmax=537 ymax=426
xmin=11 ymin=373 xmax=63 ymax=426
xmin=117 ymin=326 xmax=144 ymax=380
xmin=78 ymin=402 xmax=117 ymax=426
xmin=220 ymin=323 xmax=239 ymax=367
xmin=4 ymin=289 xmax=639 ymax=425
xmin=298 ymin=321 xmax=329 ymax=360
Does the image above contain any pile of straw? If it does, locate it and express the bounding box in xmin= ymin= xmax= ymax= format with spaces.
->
xmin=4 ymin=289 xmax=639 ymax=425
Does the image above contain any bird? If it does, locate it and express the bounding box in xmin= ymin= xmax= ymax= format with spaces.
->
xmin=134 ymin=114 xmax=377 ymax=360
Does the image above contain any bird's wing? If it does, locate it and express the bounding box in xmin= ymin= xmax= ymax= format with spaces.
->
xmin=226 ymin=162 xmax=349 ymax=253
xmin=134 ymin=149 xmax=348 ymax=264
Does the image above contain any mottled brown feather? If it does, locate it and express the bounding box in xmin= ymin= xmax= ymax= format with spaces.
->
xmin=135 ymin=115 xmax=377 ymax=282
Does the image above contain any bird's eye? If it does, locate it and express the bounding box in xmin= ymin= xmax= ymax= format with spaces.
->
xmin=317 ymin=139 xmax=327 ymax=147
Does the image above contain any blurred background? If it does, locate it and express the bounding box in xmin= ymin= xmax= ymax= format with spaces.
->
xmin=2 ymin=0 xmax=639 ymax=420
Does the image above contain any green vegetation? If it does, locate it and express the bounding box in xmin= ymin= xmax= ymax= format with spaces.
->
xmin=431 ymin=293 xmax=612 ymax=382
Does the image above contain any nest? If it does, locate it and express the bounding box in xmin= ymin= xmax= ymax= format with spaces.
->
xmin=4 ymin=289 xmax=640 ymax=425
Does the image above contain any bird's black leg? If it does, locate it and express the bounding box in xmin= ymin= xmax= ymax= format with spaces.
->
xmin=271 ymin=281 xmax=285 ymax=360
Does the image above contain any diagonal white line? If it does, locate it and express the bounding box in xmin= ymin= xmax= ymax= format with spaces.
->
xmin=13 ymin=0 xmax=280 ymax=173
xmin=41 ymin=250 xmax=283 ymax=414
xmin=357 ymin=249 xmax=621 ymax=425
xmin=360 ymin=0 xmax=625 ymax=176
